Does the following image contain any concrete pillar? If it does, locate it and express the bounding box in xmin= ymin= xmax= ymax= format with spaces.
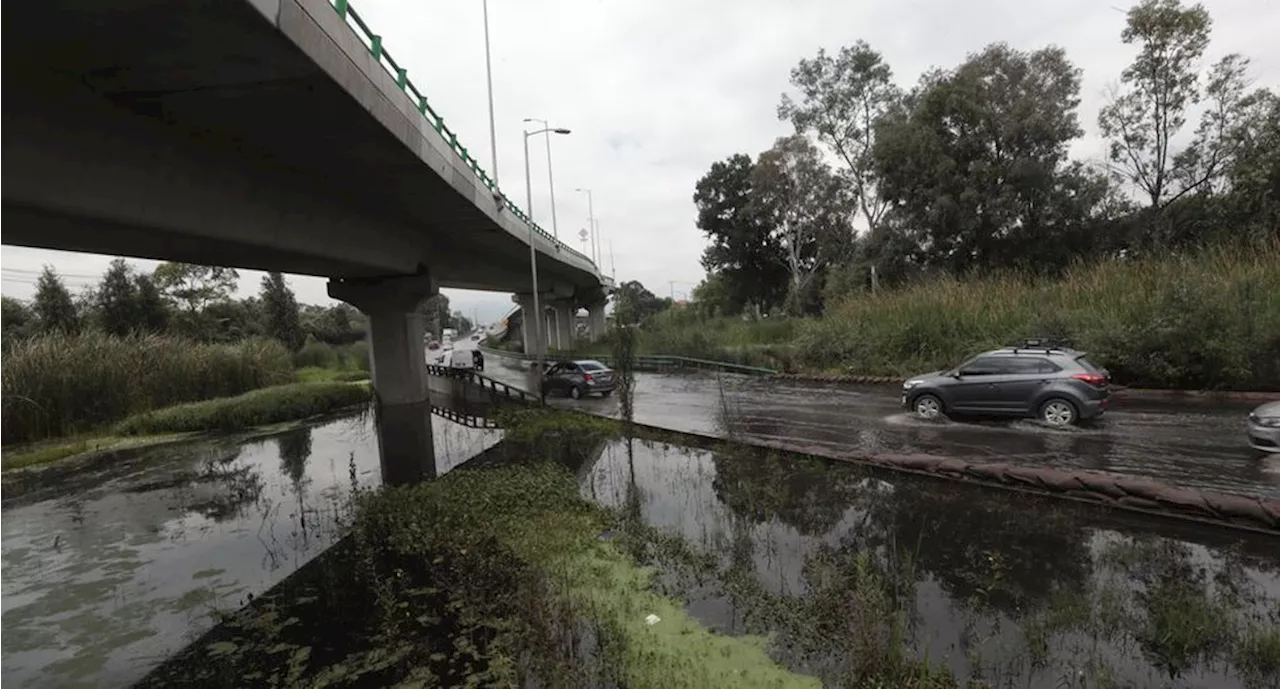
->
xmin=587 ymin=301 xmax=607 ymax=342
xmin=553 ymin=302 xmax=576 ymax=351
xmin=328 ymin=273 xmax=437 ymax=485
xmin=513 ymin=293 xmax=547 ymax=357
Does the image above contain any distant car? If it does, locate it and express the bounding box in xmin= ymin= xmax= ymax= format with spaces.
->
xmin=541 ymin=360 xmax=616 ymax=399
xmin=901 ymin=338 xmax=1110 ymax=427
xmin=1248 ymin=401 xmax=1280 ymax=454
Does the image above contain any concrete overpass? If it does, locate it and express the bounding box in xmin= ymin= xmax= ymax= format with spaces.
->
xmin=2 ymin=0 xmax=612 ymax=483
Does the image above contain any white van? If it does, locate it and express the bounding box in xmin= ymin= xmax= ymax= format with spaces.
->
xmin=449 ymin=349 xmax=476 ymax=370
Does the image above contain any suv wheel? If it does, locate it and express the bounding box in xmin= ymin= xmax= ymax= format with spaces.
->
xmin=913 ymin=394 xmax=944 ymax=420
xmin=569 ymin=385 xmax=583 ymax=400
xmin=1039 ymin=398 xmax=1077 ymax=427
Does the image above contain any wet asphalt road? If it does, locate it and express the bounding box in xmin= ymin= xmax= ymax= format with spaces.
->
xmin=478 ymin=350 xmax=1280 ymax=499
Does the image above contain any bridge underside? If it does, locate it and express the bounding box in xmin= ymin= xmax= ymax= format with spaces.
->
xmin=1 ymin=0 xmax=593 ymax=294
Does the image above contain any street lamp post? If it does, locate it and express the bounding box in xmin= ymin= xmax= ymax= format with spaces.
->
xmin=524 ymin=118 xmax=565 ymax=238
xmin=481 ymin=0 xmax=498 ymax=185
xmin=575 ymin=187 xmax=597 ymax=265
xmin=521 ymin=124 xmax=570 ymax=374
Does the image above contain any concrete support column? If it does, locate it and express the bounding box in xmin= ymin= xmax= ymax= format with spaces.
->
xmin=587 ymin=301 xmax=607 ymax=342
xmin=514 ymin=293 xmax=547 ymax=357
xmin=329 ymin=272 xmax=437 ymax=486
xmin=552 ymin=301 xmax=576 ymax=351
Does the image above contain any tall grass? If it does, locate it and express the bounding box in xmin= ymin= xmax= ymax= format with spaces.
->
xmin=630 ymin=308 xmax=800 ymax=370
xmin=293 ymin=337 xmax=370 ymax=372
xmin=797 ymin=243 xmax=1280 ymax=389
xmin=2 ymin=332 xmax=294 ymax=444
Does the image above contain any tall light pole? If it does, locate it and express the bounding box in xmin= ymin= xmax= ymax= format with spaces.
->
xmin=482 ymin=0 xmax=498 ymax=184
xmin=522 ymin=124 xmax=569 ymax=374
xmin=593 ymin=218 xmax=602 ymax=267
xmin=524 ymin=117 xmax=565 ymax=238
xmin=575 ymin=187 xmax=597 ymax=265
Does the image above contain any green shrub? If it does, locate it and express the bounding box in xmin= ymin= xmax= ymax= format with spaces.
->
xmin=2 ymin=332 xmax=293 ymax=444
xmin=293 ymin=336 xmax=338 ymax=369
xmin=294 ymin=337 xmax=371 ymax=372
xmin=114 ymin=382 xmax=372 ymax=435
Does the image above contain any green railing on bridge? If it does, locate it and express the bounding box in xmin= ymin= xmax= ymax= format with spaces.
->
xmin=327 ymin=0 xmax=596 ymax=269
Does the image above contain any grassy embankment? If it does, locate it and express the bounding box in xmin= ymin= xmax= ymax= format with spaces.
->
xmin=1 ymin=333 xmax=373 ymax=471
xmin=628 ymin=244 xmax=1280 ymax=391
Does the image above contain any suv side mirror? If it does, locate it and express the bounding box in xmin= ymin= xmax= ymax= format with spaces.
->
xmin=950 ymin=370 xmax=963 ymax=379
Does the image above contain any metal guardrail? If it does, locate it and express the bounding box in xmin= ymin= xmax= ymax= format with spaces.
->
xmin=326 ymin=0 xmax=597 ymax=269
xmin=482 ymin=348 xmax=776 ymax=376
xmin=425 ymin=364 xmax=541 ymax=405
xmin=431 ymin=405 xmax=500 ymax=429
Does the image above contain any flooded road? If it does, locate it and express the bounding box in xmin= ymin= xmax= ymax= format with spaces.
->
xmin=583 ymin=437 xmax=1280 ymax=688
xmin=0 ymin=413 xmax=499 ymax=689
xmin=483 ymin=352 xmax=1280 ymax=498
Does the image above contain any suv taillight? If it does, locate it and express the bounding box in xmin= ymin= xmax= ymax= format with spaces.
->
xmin=1072 ymin=373 xmax=1108 ymax=388
xmin=583 ymin=372 xmax=594 ymax=382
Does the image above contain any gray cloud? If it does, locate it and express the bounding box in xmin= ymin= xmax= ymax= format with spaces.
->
xmin=4 ymin=0 xmax=1276 ymax=322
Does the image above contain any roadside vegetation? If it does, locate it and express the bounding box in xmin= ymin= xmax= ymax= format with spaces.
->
xmin=2 ymin=262 xmax=382 ymax=468
xmin=1 ymin=332 xmax=294 ymax=444
xmin=616 ymin=244 xmax=1280 ymax=390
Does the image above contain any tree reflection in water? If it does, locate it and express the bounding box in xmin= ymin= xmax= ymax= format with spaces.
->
xmin=277 ymin=426 xmax=314 ymax=539
xmin=609 ymin=439 xmax=1280 ymax=688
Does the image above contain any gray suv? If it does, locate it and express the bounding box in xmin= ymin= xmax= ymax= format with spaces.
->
xmin=901 ymin=339 xmax=1110 ymax=427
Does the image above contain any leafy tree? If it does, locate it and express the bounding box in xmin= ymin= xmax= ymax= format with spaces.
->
xmin=418 ymin=294 xmax=448 ymax=340
xmin=133 ymin=273 xmax=170 ymax=334
xmin=1222 ymin=88 xmax=1280 ymax=240
xmin=32 ymin=266 xmax=81 ymax=334
xmin=691 ymin=272 xmax=734 ymax=318
xmin=95 ymin=259 xmax=141 ymax=337
xmin=613 ymin=281 xmax=670 ymax=325
xmin=1 ymin=297 xmax=36 ymax=347
xmin=301 ymin=304 xmax=366 ymax=345
xmin=694 ymin=154 xmax=788 ymax=315
xmin=1098 ymin=0 xmax=1216 ymax=208
xmin=202 ymin=297 xmax=263 ymax=343
xmin=153 ymin=262 xmax=239 ymax=313
xmin=452 ymin=311 xmax=475 ymax=336
xmin=260 ymin=272 xmax=305 ymax=352
xmin=779 ymin=40 xmax=901 ymax=235
xmin=752 ymin=135 xmax=855 ymax=315
xmin=873 ymin=44 xmax=1108 ymax=275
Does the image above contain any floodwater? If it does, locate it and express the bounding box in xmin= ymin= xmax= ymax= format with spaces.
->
xmin=483 ymin=353 xmax=1280 ymax=498
xmin=0 ymin=412 xmax=500 ymax=689
xmin=582 ymin=437 xmax=1280 ymax=688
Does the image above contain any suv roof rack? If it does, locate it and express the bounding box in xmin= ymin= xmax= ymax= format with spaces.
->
xmin=1007 ymin=337 xmax=1074 ymax=354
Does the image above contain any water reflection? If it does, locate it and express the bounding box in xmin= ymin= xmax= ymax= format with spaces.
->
xmin=1 ymin=413 xmax=501 ymax=689
xmin=583 ymin=438 xmax=1280 ymax=688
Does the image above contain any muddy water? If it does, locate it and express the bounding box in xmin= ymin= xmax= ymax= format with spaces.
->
xmin=0 ymin=414 xmax=500 ymax=689
xmin=582 ymin=438 xmax=1280 ymax=688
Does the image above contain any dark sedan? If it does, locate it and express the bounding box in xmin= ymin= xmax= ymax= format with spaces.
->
xmin=541 ymin=360 xmax=616 ymax=399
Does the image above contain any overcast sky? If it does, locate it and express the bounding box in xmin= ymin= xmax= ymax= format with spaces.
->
xmin=3 ymin=0 xmax=1276 ymax=323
